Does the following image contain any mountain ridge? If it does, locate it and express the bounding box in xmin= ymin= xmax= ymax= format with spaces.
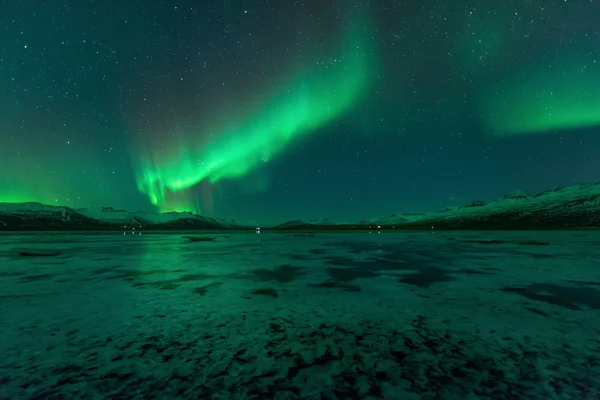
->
xmin=272 ymin=181 xmax=600 ymax=230
xmin=1 ymin=181 xmax=599 ymax=230
xmin=0 ymin=203 xmax=254 ymax=231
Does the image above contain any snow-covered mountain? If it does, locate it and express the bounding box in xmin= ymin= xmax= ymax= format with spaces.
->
xmin=0 ymin=202 xmax=108 ymax=230
xmin=0 ymin=203 xmax=253 ymax=231
xmin=307 ymin=217 xmax=333 ymax=225
xmin=394 ymin=183 xmax=600 ymax=229
xmin=358 ymin=212 xmax=431 ymax=226
xmin=273 ymin=182 xmax=600 ymax=230
xmin=2 ymin=182 xmax=599 ymax=231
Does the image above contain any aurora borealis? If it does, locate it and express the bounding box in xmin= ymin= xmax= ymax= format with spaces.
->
xmin=1 ymin=0 xmax=599 ymax=223
xmin=479 ymin=55 xmax=600 ymax=136
xmin=135 ymin=5 xmax=376 ymax=212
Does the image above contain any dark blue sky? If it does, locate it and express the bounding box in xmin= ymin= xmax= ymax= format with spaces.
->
xmin=1 ymin=0 xmax=599 ymax=224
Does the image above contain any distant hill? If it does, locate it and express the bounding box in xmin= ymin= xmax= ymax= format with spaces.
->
xmin=1 ymin=182 xmax=599 ymax=231
xmin=271 ymin=182 xmax=600 ymax=230
xmin=0 ymin=203 xmax=253 ymax=231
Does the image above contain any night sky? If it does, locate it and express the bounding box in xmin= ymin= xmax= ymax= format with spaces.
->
xmin=2 ymin=0 xmax=599 ymax=224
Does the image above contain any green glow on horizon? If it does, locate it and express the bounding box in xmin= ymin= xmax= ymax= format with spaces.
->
xmin=0 ymin=180 xmax=71 ymax=206
xmin=0 ymin=190 xmax=58 ymax=205
xmin=0 ymin=142 xmax=122 ymax=209
xmin=134 ymin=4 xmax=377 ymax=211
xmin=157 ymin=189 xmax=202 ymax=215
xmin=479 ymin=58 xmax=600 ymax=135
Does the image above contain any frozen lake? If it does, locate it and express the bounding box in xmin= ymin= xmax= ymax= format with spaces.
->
xmin=0 ymin=230 xmax=599 ymax=399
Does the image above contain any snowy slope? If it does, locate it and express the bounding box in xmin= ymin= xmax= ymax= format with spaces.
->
xmin=2 ymin=182 xmax=599 ymax=231
xmin=381 ymin=182 xmax=600 ymax=229
xmin=77 ymin=207 xmax=255 ymax=229
xmin=359 ymin=212 xmax=433 ymax=226
xmin=76 ymin=207 xmax=143 ymax=226
xmin=273 ymin=182 xmax=600 ymax=229
xmin=0 ymin=204 xmax=252 ymax=230
xmin=0 ymin=202 xmax=109 ymax=230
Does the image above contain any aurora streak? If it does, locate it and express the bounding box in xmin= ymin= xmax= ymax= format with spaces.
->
xmin=479 ymin=56 xmax=600 ymax=136
xmin=134 ymin=8 xmax=376 ymax=213
xmin=3 ymin=0 xmax=599 ymax=223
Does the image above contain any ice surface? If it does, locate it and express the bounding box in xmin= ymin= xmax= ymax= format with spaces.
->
xmin=0 ymin=230 xmax=599 ymax=398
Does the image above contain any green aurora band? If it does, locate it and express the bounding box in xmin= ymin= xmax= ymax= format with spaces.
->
xmin=0 ymin=190 xmax=59 ymax=205
xmin=479 ymin=57 xmax=600 ymax=136
xmin=134 ymin=6 xmax=377 ymax=213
